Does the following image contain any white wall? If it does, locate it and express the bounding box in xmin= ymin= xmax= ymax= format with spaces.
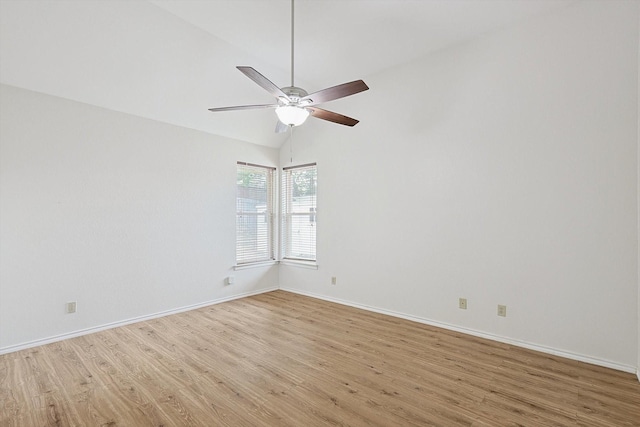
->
xmin=1 ymin=1 xmax=638 ymax=376
xmin=280 ymin=1 xmax=639 ymax=371
xmin=0 ymin=84 xmax=279 ymax=352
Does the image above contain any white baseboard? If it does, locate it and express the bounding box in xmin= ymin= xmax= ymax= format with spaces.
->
xmin=280 ymin=287 xmax=637 ymax=375
xmin=3 ymin=285 xmax=637 ymax=378
xmin=0 ymin=287 xmax=278 ymax=355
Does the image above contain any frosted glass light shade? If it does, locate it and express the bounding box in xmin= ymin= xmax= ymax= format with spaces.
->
xmin=275 ymin=105 xmax=310 ymax=126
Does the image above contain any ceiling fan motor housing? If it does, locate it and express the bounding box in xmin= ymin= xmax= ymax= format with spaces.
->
xmin=281 ymin=86 xmax=309 ymax=105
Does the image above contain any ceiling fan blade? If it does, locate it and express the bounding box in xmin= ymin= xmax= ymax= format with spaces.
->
xmin=237 ymin=66 xmax=290 ymax=100
xmin=208 ymin=104 xmax=278 ymax=112
xmin=308 ymin=107 xmax=359 ymax=127
xmin=301 ymin=80 xmax=369 ymax=106
xmin=275 ymin=120 xmax=289 ymax=133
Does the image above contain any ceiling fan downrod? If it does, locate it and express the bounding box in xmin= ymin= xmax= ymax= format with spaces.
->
xmin=290 ymin=0 xmax=295 ymax=88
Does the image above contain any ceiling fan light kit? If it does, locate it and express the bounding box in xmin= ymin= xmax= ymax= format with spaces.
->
xmin=208 ymin=0 xmax=368 ymax=132
xmin=275 ymin=105 xmax=310 ymax=126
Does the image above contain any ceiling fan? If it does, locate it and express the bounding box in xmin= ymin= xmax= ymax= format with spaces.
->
xmin=208 ymin=0 xmax=369 ymax=133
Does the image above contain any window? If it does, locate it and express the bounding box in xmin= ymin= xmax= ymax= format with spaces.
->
xmin=281 ymin=163 xmax=317 ymax=262
xmin=236 ymin=162 xmax=275 ymax=265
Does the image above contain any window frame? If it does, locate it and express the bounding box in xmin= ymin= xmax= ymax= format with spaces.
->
xmin=235 ymin=162 xmax=277 ymax=267
xmin=281 ymin=163 xmax=317 ymax=264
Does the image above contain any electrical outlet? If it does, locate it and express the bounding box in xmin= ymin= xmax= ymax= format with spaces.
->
xmin=66 ymin=301 xmax=77 ymax=314
xmin=459 ymin=298 xmax=467 ymax=309
xmin=226 ymin=276 xmax=235 ymax=286
xmin=498 ymin=305 xmax=507 ymax=317
xmin=331 ymin=277 xmax=337 ymax=285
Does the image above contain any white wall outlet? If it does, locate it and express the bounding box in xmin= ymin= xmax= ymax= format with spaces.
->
xmin=459 ymin=298 xmax=467 ymax=309
xmin=226 ymin=276 xmax=235 ymax=286
xmin=66 ymin=301 xmax=77 ymax=314
xmin=498 ymin=304 xmax=507 ymax=317
xmin=331 ymin=277 xmax=337 ymax=285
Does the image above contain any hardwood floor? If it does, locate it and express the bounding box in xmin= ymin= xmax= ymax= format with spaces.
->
xmin=1 ymin=290 xmax=639 ymax=426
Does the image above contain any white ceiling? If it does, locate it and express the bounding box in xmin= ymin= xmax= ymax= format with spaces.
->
xmin=0 ymin=0 xmax=574 ymax=148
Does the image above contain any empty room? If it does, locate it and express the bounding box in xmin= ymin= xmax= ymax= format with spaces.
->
xmin=1 ymin=0 xmax=639 ymax=425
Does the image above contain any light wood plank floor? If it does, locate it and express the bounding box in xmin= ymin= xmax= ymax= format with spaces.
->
xmin=1 ymin=290 xmax=639 ymax=426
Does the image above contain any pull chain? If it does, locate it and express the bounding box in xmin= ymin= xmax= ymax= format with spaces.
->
xmin=289 ymin=125 xmax=294 ymax=163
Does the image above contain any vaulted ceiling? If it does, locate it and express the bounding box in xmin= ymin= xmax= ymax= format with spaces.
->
xmin=0 ymin=0 xmax=574 ymax=148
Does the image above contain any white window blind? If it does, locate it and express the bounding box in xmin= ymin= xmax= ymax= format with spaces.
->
xmin=281 ymin=163 xmax=317 ymax=261
xmin=236 ymin=162 xmax=275 ymax=265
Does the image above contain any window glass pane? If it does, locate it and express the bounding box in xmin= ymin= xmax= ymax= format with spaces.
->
xmin=282 ymin=164 xmax=317 ymax=261
xmin=237 ymin=163 xmax=274 ymax=264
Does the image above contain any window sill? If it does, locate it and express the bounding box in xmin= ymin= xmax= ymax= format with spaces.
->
xmin=279 ymin=259 xmax=319 ymax=270
xmin=233 ymin=260 xmax=278 ymax=270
